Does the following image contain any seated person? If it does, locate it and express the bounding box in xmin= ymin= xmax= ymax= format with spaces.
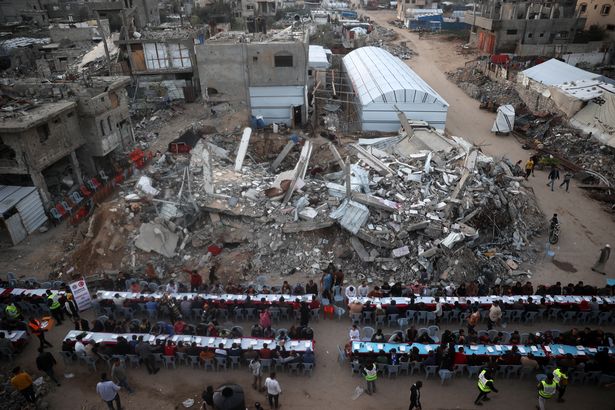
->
xmin=520 ymin=353 xmax=539 ymax=371
xmin=406 ymin=326 xmax=418 ymax=343
xmin=163 ymin=340 xmax=177 ymax=356
xmin=251 ymin=324 xmax=264 ymax=337
xmin=302 ymin=348 xmax=315 ymax=364
xmin=263 ymin=327 xmax=275 ymax=339
xmin=375 ymin=350 xmax=389 ymax=365
xmin=509 ymin=331 xmax=521 ymax=345
xmin=421 ymin=351 xmax=437 ymax=367
xmin=199 ymin=347 xmax=214 ymax=363
xmin=228 ymin=343 xmax=242 ymax=357
xmin=388 ymin=331 xmax=403 ymax=343
xmin=385 ymin=300 xmax=399 ymax=316
xmin=259 ymin=343 xmax=272 ymax=359
xmin=214 ymin=343 xmax=228 ymax=358
xmin=416 ymin=331 xmax=434 ymax=344
xmin=454 ymin=347 xmax=467 ymax=365
xmin=390 ymin=348 xmax=399 ymax=365
xmin=371 ymin=329 xmax=386 ymax=343
xmin=187 ymin=342 xmax=200 ymax=357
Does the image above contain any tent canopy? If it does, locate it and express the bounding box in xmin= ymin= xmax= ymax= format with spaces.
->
xmin=521 ymin=58 xmax=599 ymax=86
xmin=308 ymin=45 xmax=331 ymax=70
xmin=343 ymin=46 xmax=448 ymax=108
xmin=570 ymin=92 xmax=615 ymax=148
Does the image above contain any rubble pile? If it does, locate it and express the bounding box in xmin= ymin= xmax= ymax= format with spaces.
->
xmin=64 ymin=122 xmax=545 ymax=288
xmin=447 ymin=65 xmax=522 ymax=108
xmin=367 ymin=25 xmax=415 ymax=60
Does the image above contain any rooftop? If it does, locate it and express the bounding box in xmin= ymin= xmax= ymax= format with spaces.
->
xmin=206 ymin=27 xmax=308 ymax=44
xmin=0 ymin=101 xmax=76 ymax=132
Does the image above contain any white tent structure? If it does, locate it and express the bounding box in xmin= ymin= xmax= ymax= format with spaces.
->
xmin=570 ymin=93 xmax=615 ymax=149
xmin=343 ymin=46 xmax=448 ymax=132
xmin=519 ymin=58 xmax=600 ymax=86
xmin=491 ymin=104 xmax=515 ymax=133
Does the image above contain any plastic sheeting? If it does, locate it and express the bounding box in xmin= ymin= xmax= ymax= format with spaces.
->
xmin=491 ymin=104 xmax=515 ymax=133
xmin=570 ymin=92 xmax=615 ymax=149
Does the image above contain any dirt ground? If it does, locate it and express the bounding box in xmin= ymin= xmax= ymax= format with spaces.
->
xmin=364 ymin=10 xmax=615 ymax=287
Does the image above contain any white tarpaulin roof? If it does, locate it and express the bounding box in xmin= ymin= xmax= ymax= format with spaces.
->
xmin=308 ymin=45 xmax=330 ymax=69
xmin=570 ymin=93 xmax=615 ymax=149
xmin=491 ymin=105 xmax=515 ymax=133
xmin=521 ymin=58 xmax=599 ymax=86
xmin=557 ymin=79 xmax=615 ymax=101
xmin=343 ymin=46 xmax=448 ymax=107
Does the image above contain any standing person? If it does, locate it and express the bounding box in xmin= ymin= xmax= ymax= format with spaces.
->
xmin=467 ymin=308 xmax=480 ymax=333
xmin=559 ymin=172 xmax=573 ymax=192
xmin=46 ymin=290 xmax=64 ymax=325
xmin=299 ymin=302 xmax=310 ymax=327
xmin=552 ymin=366 xmax=568 ymax=402
xmin=96 ymin=373 xmax=122 ymax=410
xmin=362 ymin=361 xmax=378 ymax=395
xmin=249 ymin=357 xmax=262 ymax=391
xmin=10 ymin=367 xmax=36 ymax=404
xmin=434 ymin=297 xmax=443 ymax=325
xmin=135 ymin=337 xmax=160 ymax=375
xmin=111 ymin=358 xmax=133 ymax=394
xmin=188 ymin=270 xmax=203 ymax=292
xmin=28 ymin=317 xmax=53 ymax=348
xmin=36 ymin=347 xmax=61 ymax=386
xmin=63 ymin=294 xmax=79 ymax=320
xmin=488 ymin=301 xmax=502 ymax=330
xmin=201 ymin=385 xmax=214 ymax=410
xmin=537 ymin=373 xmax=557 ymax=410
xmin=547 ymin=166 xmax=560 ymax=191
xmin=474 ymin=369 xmax=498 ymax=405
xmin=524 ymin=158 xmax=534 ymax=180
xmin=591 ymin=244 xmax=611 ymax=275
xmin=409 ymin=380 xmax=423 ymax=410
xmin=264 ymin=372 xmax=282 ymax=409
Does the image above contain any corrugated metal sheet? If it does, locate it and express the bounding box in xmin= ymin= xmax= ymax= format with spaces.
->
xmin=15 ymin=190 xmax=48 ymax=233
xmin=4 ymin=213 xmax=27 ymax=245
xmin=249 ymin=86 xmax=305 ymax=125
xmin=0 ymin=186 xmax=35 ymax=214
xmin=330 ymin=199 xmax=369 ymax=234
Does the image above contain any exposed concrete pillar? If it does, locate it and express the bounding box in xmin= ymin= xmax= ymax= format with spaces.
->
xmin=70 ymin=150 xmax=84 ymax=185
xmin=550 ymin=4 xmax=556 ymax=19
xmin=30 ymin=170 xmax=51 ymax=205
xmin=526 ymin=3 xmax=532 ymax=19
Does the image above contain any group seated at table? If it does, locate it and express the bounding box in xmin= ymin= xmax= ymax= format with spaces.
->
xmin=61 ymin=331 xmax=316 ymax=369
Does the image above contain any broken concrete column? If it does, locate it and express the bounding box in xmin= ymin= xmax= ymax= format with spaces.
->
xmin=234 ymin=127 xmax=252 ymax=172
xmin=202 ymin=147 xmax=214 ymax=194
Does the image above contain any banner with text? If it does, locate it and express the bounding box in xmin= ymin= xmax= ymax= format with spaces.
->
xmin=69 ymin=278 xmax=92 ymax=312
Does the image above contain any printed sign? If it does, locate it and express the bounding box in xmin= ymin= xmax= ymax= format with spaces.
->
xmin=69 ymin=278 xmax=92 ymax=311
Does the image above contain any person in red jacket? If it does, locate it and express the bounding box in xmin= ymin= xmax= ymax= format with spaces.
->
xmin=185 ymin=269 xmax=203 ymax=292
xmin=454 ymin=347 xmax=468 ymax=365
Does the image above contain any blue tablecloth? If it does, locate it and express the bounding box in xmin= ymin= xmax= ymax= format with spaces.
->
xmin=351 ymin=342 xmax=546 ymax=357
xmin=546 ymin=344 xmax=615 ymax=357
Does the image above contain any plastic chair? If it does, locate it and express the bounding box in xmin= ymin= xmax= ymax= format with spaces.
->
xmin=310 ymin=308 xmax=320 ymax=322
xmin=397 ymin=318 xmax=410 ymax=330
xmin=335 ymin=307 xmax=346 ymax=320
xmin=506 ymin=365 xmax=522 ymax=378
xmin=387 ymin=314 xmax=399 ymax=327
xmin=362 ymin=311 xmax=374 ymax=324
xmin=287 ymin=363 xmax=301 ymax=375
xmin=362 ymin=326 xmax=375 ymax=341
xmin=597 ymin=311 xmax=611 ymax=325
xmin=415 ymin=311 xmax=427 ymax=325
xmin=399 ymin=361 xmax=411 ymax=375
xmin=49 ymin=207 xmax=63 ymax=223
xmin=425 ymin=312 xmax=437 ymax=325
xmin=439 ymin=369 xmax=453 ymax=384
xmin=562 ymin=311 xmax=577 ymax=324
xmin=215 ymin=356 xmax=227 ymax=371
xmin=467 ymin=366 xmax=482 ymax=378
xmin=69 ymin=191 xmax=84 ymax=205
xmin=424 ymin=365 xmax=438 ymax=379
xmin=175 ymin=352 xmax=188 ymax=366
xmin=126 ymin=354 xmax=141 ymax=368
xmin=453 ymin=364 xmax=467 ymax=377
xmin=387 ymin=364 xmax=400 ymax=378
xmin=162 ymin=355 xmax=176 ymax=369
xmin=375 ymin=315 xmax=386 ymax=327
xmin=410 ymin=362 xmax=421 ymax=376
xmin=260 ymin=359 xmax=272 ymax=373
xmin=203 ymin=358 xmax=215 ymax=371
xmin=427 ymin=325 xmax=440 ymax=338
xmin=303 ymin=362 xmax=314 ymax=376
xmin=351 ymin=361 xmax=362 ymax=376
xmin=80 ymin=185 xmax=92 ymax=197
xmin=350 ymin=313 xmax=362 ymax=326
xmin=229 ymin=356 xmax=241 ymax=370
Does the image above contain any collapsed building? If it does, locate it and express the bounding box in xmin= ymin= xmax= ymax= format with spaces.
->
xmin=0 ymin=76 xmax=133 ymax=203
xmin=195 ymin=29 xmax=310 ymax=127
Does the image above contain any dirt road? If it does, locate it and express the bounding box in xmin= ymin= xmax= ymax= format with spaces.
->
xmin=364 ymin=10 xmax=615 ymax=286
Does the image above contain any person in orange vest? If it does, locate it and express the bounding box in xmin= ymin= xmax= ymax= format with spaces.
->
xmin=28 ymin=317 xmax=52 ymax=349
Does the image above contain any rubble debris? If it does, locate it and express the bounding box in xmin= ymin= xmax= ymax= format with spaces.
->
xmin=134 ymin=221 xmax=179 ymax=258
xmin=234 ymin=127 xmax=253 ymax=172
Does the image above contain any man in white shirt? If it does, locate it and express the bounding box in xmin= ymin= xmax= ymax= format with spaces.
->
xmin=434 ymin=297 xmax=443 ymax=325
xmin=264 ymin=372 xmax=282 ymax=409
xmin=488 ymin=301 xmax=502 ymax=330
xmin=112 ymin=294 xmax=125 ymax=309
xmin=349 ymin=325 xmax=360 ymax=341
xmin=357 ymin=281 xmax=369 ymax=298
xmin=345 ymin=285 xmax=357 ymax=300
xmin=96 ymin=373 xmax=122 ymax=410
xmin=74 ymin=336 xmax=86 ymax=357
xmin=165 ymin=280 xmax=178 ymax=294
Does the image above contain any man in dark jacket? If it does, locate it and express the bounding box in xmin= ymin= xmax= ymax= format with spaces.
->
xmin=409 ymin=380 xmax=423 ymax=410
xmin=36 ymin=347 xmax=60 ymax=386
xmin=547 ymin=166 xmax=560 ymax=191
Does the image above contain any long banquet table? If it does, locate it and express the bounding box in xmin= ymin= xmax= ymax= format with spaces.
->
xmin=64 ymin=330 xmax=314 ymax=351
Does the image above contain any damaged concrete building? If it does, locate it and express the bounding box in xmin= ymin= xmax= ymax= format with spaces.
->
xmin=466 ymin=0 xmax=588 ymax=55
xmin=0 ymin=76 xmax=133 ymax=203
xmin=0 ymin=0 xmax=49 ymax=26
xmin=195 ymin=29 xmax=309 ymax=126
xmin=119 ymin=27 xmax=203 ymax=103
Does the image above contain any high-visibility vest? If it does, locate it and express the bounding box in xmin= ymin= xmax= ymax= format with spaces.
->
xmin=48 ymin=294 xmax=61 ymax=310
xmin=28 ymin=320 xmax=42 ymax=335
xmin=478 ymin=370 xmax=493 ymax=393
xmin=5 ymin=304 xmax=19 ymax=319
xmin=553 ymin=368 xmax=567 ymax=385
xmin=364 ymin=365 xmax=377 ymax=381
xmin=539 ymin=380 xmax=557 ymax=399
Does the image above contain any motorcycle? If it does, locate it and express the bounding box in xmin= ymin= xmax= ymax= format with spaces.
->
xmin=549 ymin=222 xmax=560 ymax=244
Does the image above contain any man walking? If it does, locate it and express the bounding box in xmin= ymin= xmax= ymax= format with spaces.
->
xmin=135 ymin=337 xmax=160 ymax=375
xmin=409 ymin=380 xmax=423 ymax=410
xmin=537 ymin=373 xmax=557 ymax=410
xmin=547 ymin=167 xmax=560 ymax=191
xmin=487 ymin=301 xmax=501 ymax=330
xmin=559 ymin=172 xmax=573 ymax=192
xmin=46 ymin=290 xmax=64 ymax=325
xmin=362 ymin=361 xmax=378 ymax=395
xmin=111 ymin=358 xmax=133 ymax=394
xmin=524 ymin=158 xmax=534 ymax=180
xmin=264 ymin=372 xmax=281 ymax=409
xmin=36 ymin=347 xmax=61 ymax=386
xmin=591 ymin=244 xmax=611 ymax=275
xmin=249 ymin=357 xmax=262 ymax=391
xmin=28 ymin=317 xmax=52 ymax=348
xmin=96 ymin=373 xmax=122 ymax=410
xmin=552 ymin=366 xmax=568 ymax=402
xmin=10 ymin=367 xmax=36 ymax=404
xmin=474 ymin=369 xmax=498 ymax=406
